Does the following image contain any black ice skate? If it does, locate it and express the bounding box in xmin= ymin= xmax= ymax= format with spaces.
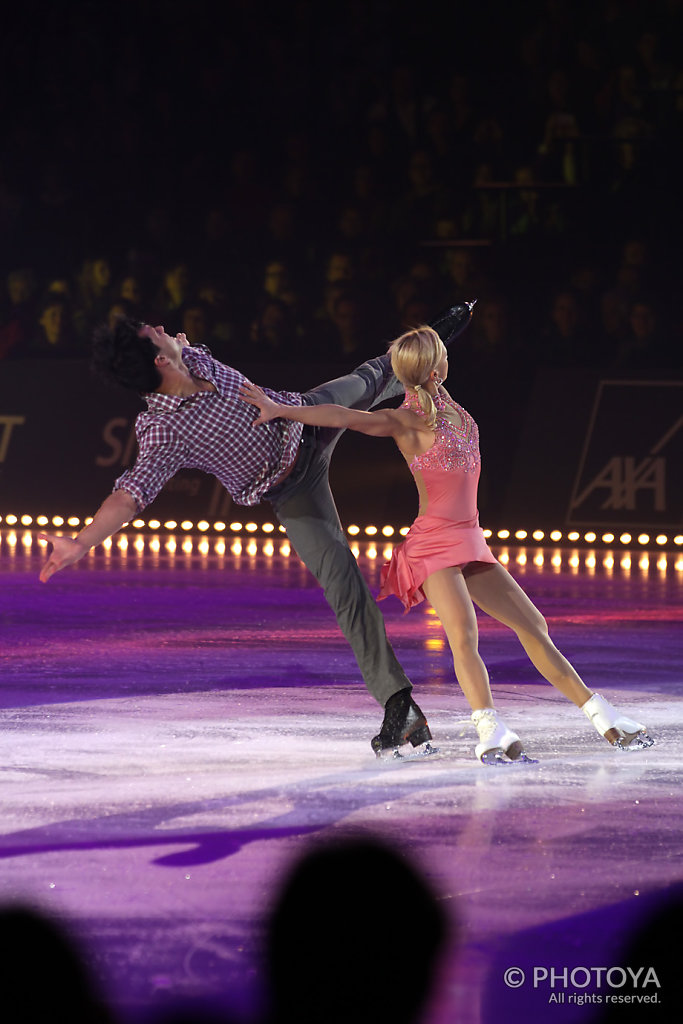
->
xmin=429 ymin=301 xmax=477 ymax=348
xmin=371 ymin=689 xmax=435 ymax=759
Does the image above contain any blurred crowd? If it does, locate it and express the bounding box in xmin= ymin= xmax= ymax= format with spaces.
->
xmin=1 ymin=0 xmax=681 ymax=375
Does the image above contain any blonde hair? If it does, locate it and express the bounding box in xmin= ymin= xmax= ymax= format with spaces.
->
xmin=388 ymin=325 xmax=445 ymax=428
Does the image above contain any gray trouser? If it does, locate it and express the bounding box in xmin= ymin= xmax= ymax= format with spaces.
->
xmin=265 ymin=353 xmax=410 ymax=707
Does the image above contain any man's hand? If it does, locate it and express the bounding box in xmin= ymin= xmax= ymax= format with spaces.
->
xmin=39 ymin=534 xmax=88 ymax=582
xmin=239 ymin=382 xmax=284 ymax=426
xmin=37 ymin=489 xmax=137 ymax=583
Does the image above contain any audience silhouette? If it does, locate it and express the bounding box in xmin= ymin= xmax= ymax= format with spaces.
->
xmin=261 ymin=835 xmax=450 ymax=1024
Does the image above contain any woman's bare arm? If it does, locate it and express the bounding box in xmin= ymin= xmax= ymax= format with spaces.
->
xmin=239 ymin=381 xmax=427 ymax=443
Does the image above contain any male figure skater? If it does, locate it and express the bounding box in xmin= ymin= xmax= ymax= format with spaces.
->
xmin=39 ymin=305 xmax=474 ymax=754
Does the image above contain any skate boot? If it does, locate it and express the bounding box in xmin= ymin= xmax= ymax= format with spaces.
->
xmin=471 ymin=708 xmax=538 ymax=765
xmin=371 ymin=689 xmax=435 ymax=759
xmin=581 ymin=693 xmax=655 ymax=750
xmin=429 ymin=300 xmax=477 ymax=348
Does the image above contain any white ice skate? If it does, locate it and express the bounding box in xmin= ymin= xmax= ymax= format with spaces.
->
xmin=471 ymin=708 xmax=538 ymax=765
xmin=581 ymin=693 xmax=655 ymax=751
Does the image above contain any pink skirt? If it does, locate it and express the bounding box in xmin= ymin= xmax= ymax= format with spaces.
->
xmin=378 ymin=515 xmax=497 ymax=611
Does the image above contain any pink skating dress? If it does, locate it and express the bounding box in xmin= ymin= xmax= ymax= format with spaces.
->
xmin=378 ymin=388 xmax=497 ymax=611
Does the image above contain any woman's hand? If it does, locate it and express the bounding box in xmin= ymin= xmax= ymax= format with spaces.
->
xmin=239 ymin=381 xmax=284 ymax=426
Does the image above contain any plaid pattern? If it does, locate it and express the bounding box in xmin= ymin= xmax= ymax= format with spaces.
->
xmin=114 ymin=345 xmax=304 ymax=510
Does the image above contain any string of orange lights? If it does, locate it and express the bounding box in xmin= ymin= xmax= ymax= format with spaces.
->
xmin=1 ymin=512 xmax=682 ymax=551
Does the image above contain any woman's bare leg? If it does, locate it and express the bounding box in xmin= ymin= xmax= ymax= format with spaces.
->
xmin=421 ymin=566 xmax=494 ymax=711
xmin=463 ymin=563 xmax=593 ymax=707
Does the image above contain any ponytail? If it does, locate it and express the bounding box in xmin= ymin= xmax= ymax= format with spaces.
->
xmin=388 ymin=326 xmax=445 ymax=429
xmin=411 ymin=383 xmax=438 ymax=428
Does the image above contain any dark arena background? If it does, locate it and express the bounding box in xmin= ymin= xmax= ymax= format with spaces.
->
xmin=1 ymin=2 xmax=681 ymax=1023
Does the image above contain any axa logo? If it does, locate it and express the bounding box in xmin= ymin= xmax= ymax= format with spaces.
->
xmin=569 ymin=383 xmax=682 ymax=522
xmin=572 ymin=454 xmax=667 ymax=512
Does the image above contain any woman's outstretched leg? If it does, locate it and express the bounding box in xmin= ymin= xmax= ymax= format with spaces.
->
xmin=463 ymin=563 xmax=593 ymax=706
xmin=464 ymin=562 xmax=654 ymax=749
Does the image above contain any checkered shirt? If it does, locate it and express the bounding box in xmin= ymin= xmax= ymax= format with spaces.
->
xmin=114 ymin=345 xmax=304 ymax=510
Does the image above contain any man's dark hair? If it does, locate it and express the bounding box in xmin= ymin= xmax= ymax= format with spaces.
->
xmin=91 ymin=316 xmax=162 ymax=393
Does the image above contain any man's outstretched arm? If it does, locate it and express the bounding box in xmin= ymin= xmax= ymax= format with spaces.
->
xmin=39 ymin=489 xmax=138 ymax=582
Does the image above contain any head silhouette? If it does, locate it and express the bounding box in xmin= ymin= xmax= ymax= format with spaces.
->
xmin=264 ymin=836 xmax=448 ymax=1024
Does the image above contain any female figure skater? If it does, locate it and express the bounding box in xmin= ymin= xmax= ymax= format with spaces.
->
xmin=240 ymin=326 xmax=655 ymax=764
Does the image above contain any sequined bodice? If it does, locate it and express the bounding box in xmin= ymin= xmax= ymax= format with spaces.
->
xmin=402 ymin=389 xmax=480 ymax=474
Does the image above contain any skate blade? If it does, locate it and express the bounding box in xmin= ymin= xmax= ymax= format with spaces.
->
xmin=480 ymin=748 xmax=511 ymax=766
xmin=615 ymin=731 xmax=655 ymax=751
xmin=506 ymin=739 xmax=540 ymax=764
xmin=480 ymin=748 xmax=539 ymax=766
xmin=378 ymin=741 xmax=440 ymax=762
